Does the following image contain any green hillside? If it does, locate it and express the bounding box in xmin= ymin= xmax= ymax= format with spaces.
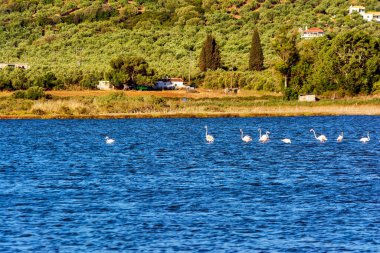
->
xmin=0 ymin=0 xmax=379 ymax=96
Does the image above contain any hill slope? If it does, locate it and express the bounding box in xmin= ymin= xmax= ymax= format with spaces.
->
xmin=0 ymin=0 xmax=379 ymax=95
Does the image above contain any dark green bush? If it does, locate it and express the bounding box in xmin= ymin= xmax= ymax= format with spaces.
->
xmin=283 ymin=88 xmax=299 ymax=101
xmin=12 ymin=86 xmax=46 ymax=100
xmin=25 ymin=86 xmax=45 ymax=100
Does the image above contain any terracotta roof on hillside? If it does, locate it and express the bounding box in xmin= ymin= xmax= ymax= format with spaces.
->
xmin=304 ymin=27 xmax=324 ymax=33
xmin=170 ymin=78 xmax=184 ymax=82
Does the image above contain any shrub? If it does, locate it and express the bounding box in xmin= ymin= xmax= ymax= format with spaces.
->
xmin=283 ymin=88 xmax=298 ymax=101
xmin=25 ymin=86 xmax=45 ymax=100
xmin=31 ymin=108 xmax=46 ymax=115
xmin=12 ymin=90 xmax=26 ymax=99
xmin=13 ymin=86 xmax=46 ymax=100
xmin=373 ymin=81 xmax=380 ymax=95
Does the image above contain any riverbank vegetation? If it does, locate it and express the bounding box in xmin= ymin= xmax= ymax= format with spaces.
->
xmin=1 ymin=90 xmax=380 ymax=118
xmin=0 ymin=0 xmax=379 ymax=99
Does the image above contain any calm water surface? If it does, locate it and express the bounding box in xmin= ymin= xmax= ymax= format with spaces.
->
xmin=0 ymin=116 xmax=379 ymax=252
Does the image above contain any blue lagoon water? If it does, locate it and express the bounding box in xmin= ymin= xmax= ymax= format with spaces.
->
xmin=0 ymin=116 xmax=379 ymax=252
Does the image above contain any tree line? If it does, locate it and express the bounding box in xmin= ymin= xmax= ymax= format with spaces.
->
xmin=196 ymin=28 xmax=380 ymax=98
xmin=0 ymin=28 xmax=379 ymax=98
xmin=0 ymin=0 xmax=379 ymax=97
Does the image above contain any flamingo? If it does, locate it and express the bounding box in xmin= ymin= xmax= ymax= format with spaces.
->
xmin=310 ymin=129 xmax=327 ymax=143
xmin=105 ymin=136 xmax=115 ymax=144
xmin=281 ymin=138 xmax=291 ymax=144
xmin=205 ymin=126 xmax=214 ymax=143
xmin=240 ymin=129 xmax=252 ymax=143
xmin=258 ymin=128 xmax=270 ymax=143
xmin=337 ymin=132 xmax=344 ymax=142
xmin=359 ymin=132 xmax=370 ymax=143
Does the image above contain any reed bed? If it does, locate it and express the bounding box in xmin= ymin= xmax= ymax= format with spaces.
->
xmin=1 ymin=91 xmax=380 ymax=119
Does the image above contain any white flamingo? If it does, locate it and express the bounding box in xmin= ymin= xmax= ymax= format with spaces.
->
xmin=281 ymin=138 xmax=291 ymax=144
xmin=240 ymin=129 xmax=252 ymax=143
xmin=205 ymin=126 xmax=214 ymax=143
xmin=310 ymin=129 xmax=327 ymax=143
xmin=258 ymin=128 xmax=270 ymax=143
xmin=105 ymin=136 xmax=115 ymax=144
xmin=337 ymin=132 xmax=344 ymax=142
xmin=359 ymin=132 xmax=370 ymax=143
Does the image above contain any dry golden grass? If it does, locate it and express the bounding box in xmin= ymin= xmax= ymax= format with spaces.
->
xmin=1 ymin=89 xmax=380 ymax=119
xmin=31 ymin=100 xmax=95 ymax=115
xmin=177 ymin=104 xmax=380 ymax=116
xmin=0 ymin=91 xmax=12 ymax=97
xmin=44 ymin=89 xmax=281 ymax=99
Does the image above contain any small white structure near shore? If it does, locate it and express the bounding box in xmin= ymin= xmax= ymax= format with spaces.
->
xmin=299 ymin=94 xmax=318 ymax=102
xmin=97 ymin=81 xmax=114 ymax=90
xmin=155 ymin=78 xmax=185 ymax=90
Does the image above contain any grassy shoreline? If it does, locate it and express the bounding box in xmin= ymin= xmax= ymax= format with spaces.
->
xmin=1 ymin=90 xmax=380 ymax=119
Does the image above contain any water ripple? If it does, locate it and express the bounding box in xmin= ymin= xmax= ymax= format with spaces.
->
xmin=0 ymin=116 xmax=379 ymax=252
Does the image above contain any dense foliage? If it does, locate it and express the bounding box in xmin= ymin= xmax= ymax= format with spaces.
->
xmin=12 ymin=86 xmax=46 ymax=100
xmin=107 ymin=55 xmax=155 ymax=88
xmin=0 ymin=0 xmax=379 ymax=96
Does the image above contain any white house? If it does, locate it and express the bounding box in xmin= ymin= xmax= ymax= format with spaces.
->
xmin=300 ymin=27 xmax=325 ymax=39
xmin=348 ymin=5 xmax=380 ymax=22
xmin=349 ymin=5 xmax=366 ymax=15
xmin=0 ymin=63 xmax=29 ymax=69
xmin=155 ymin=78 xmax=185 ymax=90
xmin=97 ymin=81 xmax=114 ymax=90
xmin=362 ymin=12 xmax=380 ymax=22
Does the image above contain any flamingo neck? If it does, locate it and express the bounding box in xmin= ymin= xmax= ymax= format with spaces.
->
xmin=312 ymin=130 xmax=317 ymax=139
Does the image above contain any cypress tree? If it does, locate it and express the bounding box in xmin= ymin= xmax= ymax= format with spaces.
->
xmin=199 ymin=34 xmax=221 ymax=72
xmin=249 ymin=28 xmax=264 ymax=71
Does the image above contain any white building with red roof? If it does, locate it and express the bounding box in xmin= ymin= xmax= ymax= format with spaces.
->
xmin=155 ymin=77 xmax=185 ymax=90
xmin=300 ymin=27 xmax=325 ymax=39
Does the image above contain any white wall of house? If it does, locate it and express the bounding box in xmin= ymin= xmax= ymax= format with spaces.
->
xmin=97 ymin=81 xmax=114 ymax=90
xmin=301 ymin=32 xmax=324 ymax=39
xmin=155 ymin=78 xmax=184 ymax=89
xmin=300 ymin=28 xmax=325 ymax=39
xmin=171 ymin=80 xmax=185 ymax=88
xmin=363 ymin=12 xmax=380 ymax=22
xmin=299 ymin=95 xmax=317 ymax=102
xmin=349 ymin=5 xmax=366 ymax=15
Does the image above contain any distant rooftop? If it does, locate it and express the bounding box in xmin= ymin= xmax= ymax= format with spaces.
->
xmin=351 ymin=5 xmax=365 ymax=9
xmin=304 ymin=27 xmax=324 ymax=33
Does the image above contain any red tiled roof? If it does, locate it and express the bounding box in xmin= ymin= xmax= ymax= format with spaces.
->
xmin=170 ymin=78 xmax=184 ymax=82
xmin=304 ymin=27 xmax=324 ymax=33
